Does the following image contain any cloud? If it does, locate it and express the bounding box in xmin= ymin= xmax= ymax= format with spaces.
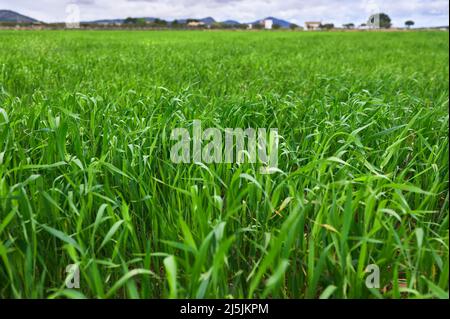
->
xmin=0 ymin=0 xmax=448 ymax=27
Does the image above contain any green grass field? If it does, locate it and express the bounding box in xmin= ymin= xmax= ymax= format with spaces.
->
xmin=0 ymin=30 xmax=448 ymax=299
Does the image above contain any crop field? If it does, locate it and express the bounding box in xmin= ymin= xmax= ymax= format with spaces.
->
xmin=0 ymin=30 xmax=448 ymax=299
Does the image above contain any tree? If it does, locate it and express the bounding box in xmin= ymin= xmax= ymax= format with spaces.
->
xmin=290 ymin=23 xmax=299 ymax=30
xmin=320 ymin=23 xmax=334 ymax=30
xmin=123 ymin=17 xmax=146 ymax=26
xmin=368 ymin=13 xmax=391 ymax=29
xmin=343 ymin=23 xmax=355 ymax=29
xmin=405 ymin=20 xmax=415 ymax=29
xmin=123 ymin=17 xmax=137 ymax=25
xmin=153 ymin=18 xmax=168 ymax=27
xmin=136 ymin=18 xmax=146 ymax=26
xmin=211 ymin=22 xmax=226 ymax=29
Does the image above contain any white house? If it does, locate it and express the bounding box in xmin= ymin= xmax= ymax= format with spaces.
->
xmin=187 ymin=21 xmax=205 ymax=27
xmin=305 ymin=21 xmax=321 ymax=31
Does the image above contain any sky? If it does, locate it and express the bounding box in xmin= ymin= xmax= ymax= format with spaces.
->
xmin=1 ymin=0 xmax=448 ymax=27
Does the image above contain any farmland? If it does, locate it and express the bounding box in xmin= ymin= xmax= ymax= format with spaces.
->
xmin=0 ymin=30 xmax=448 ymax=298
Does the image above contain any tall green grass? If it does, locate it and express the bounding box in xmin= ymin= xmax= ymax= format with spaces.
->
xmin=0 ymin=30 xmax=448 ymax=298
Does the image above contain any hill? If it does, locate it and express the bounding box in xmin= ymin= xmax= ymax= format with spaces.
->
xmin=83 ymin=16 xmax=295 ymax=28
xmin=221 ymin=20 xmax=241 ymax=26
xmin=0 ymin=9 xmax=38 ymax=23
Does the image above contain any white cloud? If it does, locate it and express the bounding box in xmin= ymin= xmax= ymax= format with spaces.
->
xmin=0 ymin=0 xmax=448 ymax=27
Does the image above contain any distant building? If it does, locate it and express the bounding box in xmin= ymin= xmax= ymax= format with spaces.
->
xmin=247 ymin=23 xmax=252 ymax=30
xmin=305 ymin=21 xmax=321 ymax=31
xmin=187 ymin=21 xmax=205 ymax=27
xmin=264 ymin=19 xmax=273 ymax=30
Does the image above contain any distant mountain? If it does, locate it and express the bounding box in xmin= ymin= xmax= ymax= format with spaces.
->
xmin=200 ymin=17 xmax=215 ymax=25
xmin=174 ymin=19 xmax=187 ymax=24
xmin=86 ymin=16 xmax=217 ymax=25
xmin=250 ymin=16 xmax=293 ymax=28
xmin=141 ymin=17 xmax=157 ymax=23
xmin=85 ymin=17 xmax=156 ymax=24
xmin=82 ymin=15 xmax=295 ymax=28
xmin=0 ymin=9 xmax=38 ymax=23
xmin=86 ymin=19 xmax=124 ymax=24
xmin=222 ymin=20 xmax=241 ymax=26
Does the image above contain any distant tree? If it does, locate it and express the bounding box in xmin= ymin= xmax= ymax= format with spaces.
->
xmin=320 ymin=23 xmax=334 ymax=30
xmin=368 ymin=13 xmax=391 ymax=29
xmin=253 ymin=23 xmax=263 ymax=30
xmin=343 ymin=23 xmax=355 ymax=29
xmin=211 ymin=22 xmax=225 ymax=29
xmin=136 ymin=18 xmax=146 ymax=25
xmin=124 ymin=17 xmax=147 ymax=26
xmin=405 ymin=20 xmax=415 ymax=29
xmin=290 ymin=23 xmax=299 ymax=30
xmin=273 ymin=24 xmax=281 ymax=30
xmin=153 ymin=18 xmax=168 ymax=27
xmin=124 ymin=17 xmax=137 ymax=24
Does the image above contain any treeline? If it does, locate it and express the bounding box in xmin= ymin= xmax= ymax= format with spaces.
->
xmin=120 ymin=18 xmax=249 ymax=29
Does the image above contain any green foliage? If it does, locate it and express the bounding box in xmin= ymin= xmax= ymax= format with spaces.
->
xmin=0 ymin=30 xmax=448 ymax=299
xmin=320 ymin=23 xmax=335 ymax=30
xmin=123 ymin=17 xmax=147 ymax=26
xmin=405 ymin=20 xmax=415 ymax=28
xmin=123 ymin=17 xmax=137 ymax=24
